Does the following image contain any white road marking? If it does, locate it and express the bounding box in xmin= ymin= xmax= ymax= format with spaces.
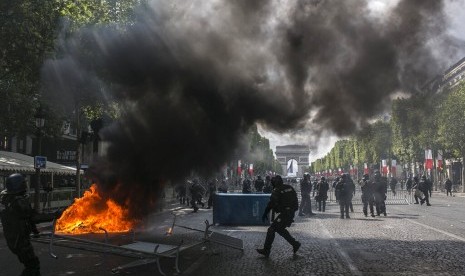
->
xmin=316 ymin=219 xmax=362 ymax=276
xmin=405 ymin=218 xmax=465 ymax=242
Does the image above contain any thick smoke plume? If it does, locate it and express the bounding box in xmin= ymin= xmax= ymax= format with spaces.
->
xmin=43 ymin=0 xmax=455 ymax=218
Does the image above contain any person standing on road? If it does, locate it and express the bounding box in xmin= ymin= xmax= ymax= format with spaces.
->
xmin=406 ymin=176 xmax=413 ymax=195
xmin=316 ymin=176 xmax=329 ymax=212
xmin=389 ymin=177 xmax=398 ymax=196
xmin=190 ymin=179 xmax=205 ymax=212
xmin=242 ymin=178 xmax=252 ymax=194
xmin=419 ymin=175 xmax=431 ymax=206
xmin=257 ymin=175 xmax=301 ymax=257
xmin=1 ymin=174 xmax=43 ymax=276
xmin=335 ymin=174 xmax=353 ymax=219
xmin=360 ymin=174 xmax=375 ymax=217
xmin=207 ymin=179 xmax=217 ymax=209
xmin=263 ymin=175 xmax=273 ymax=193
xmin=373 ymin=171 xmax=387 ymax=216
xmin=445 ymin=178 xmax=453 ymax=196
xmin=298 ymin=174 xmax=312 ymax=216
xmin=254 ymin=175 xmax=265 ymax=193
xmin=333 ymin=176 xmax=341 ymax=203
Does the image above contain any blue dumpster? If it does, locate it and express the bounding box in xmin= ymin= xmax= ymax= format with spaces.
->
xmin=213 ymin=193 xmax=271 ymax=225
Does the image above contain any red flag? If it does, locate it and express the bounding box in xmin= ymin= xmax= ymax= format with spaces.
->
xmin=382 ymin=160 xmax=388 ymax=174
xmin=248 ymin=163 xmax=254 ymax=175
xmin=437 ymin=150 xmax=443 ymax=170
xmin=391 ymin=160 xmax=397 ymax=177
xmin=237 ymin=160 xmax=242 ymax=175
xmin=364 ymin=163 xmax=369 ymax=175
xmin=425 ymin=149 xmax=433 ymax=170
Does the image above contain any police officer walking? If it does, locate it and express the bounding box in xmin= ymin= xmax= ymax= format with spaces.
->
xmin=418 ymin=175 xmax=431 ymax=206
xmin=298 ymin=174 xmax=312 ymax=216
xmin=1 ymin=174 xmax=42 ymax=276
xmin=360 ymin=174 xmax=375 ymax=217
xmin=257 ymin=175 xmax=301 ymax=257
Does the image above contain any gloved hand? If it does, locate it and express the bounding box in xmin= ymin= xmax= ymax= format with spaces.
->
xmin=262 ymin=212 xmax=269 ymax=223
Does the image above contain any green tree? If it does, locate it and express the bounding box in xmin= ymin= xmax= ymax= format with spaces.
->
xmin=437 ymin=82 xmax=465 ymax=192
xmin=0 ymin=0 xmax=61 ymax=142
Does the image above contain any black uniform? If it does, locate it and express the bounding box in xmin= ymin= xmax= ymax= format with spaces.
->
xmin=335 ymin=175 xmax=354 ymax=219
xmin=445 ymin=178 xmax=453 ymax=196
xmin=360 ymin=176 xmax=375 ymax=217
xmin=190 ymin=180 xmax=205 ymax=212
xmin=418 ymin=177 xmax=431 ymax=206
xmin=374 ymin=175 xmax=387 ymax=216
xmin=242 ymin=179 xmax=252 ymax=194
xmin=298 ymin=175 xmax=312 ymax=216
xmin=1 ymin=193 xmax=41 ymax=275
xmin=406 ymin=177 xmax=413 ymax=194
xmin=315 ymin=179 xmax=329 ymax=212
xmin=207 ymin=180 xmax=217 ymax=208
xmin=254 ymin=176 xmax=265 ymax=192
xmin=257 ymin=176 xmax=300 ymax=257
xmin=175 ymin=183 xmax=187 ymax=205
xmin=263 ymin=176 xmax=273 ymax=193
xmin=389 ymin=177 xmax=398 ymax=196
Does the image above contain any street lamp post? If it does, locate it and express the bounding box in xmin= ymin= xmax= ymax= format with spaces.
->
xmin=34 ymin=107 xmax=45 ymax=213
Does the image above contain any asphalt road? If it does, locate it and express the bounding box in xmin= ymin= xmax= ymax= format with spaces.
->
xmin=1 ymin=192 xmax=465 ymax=275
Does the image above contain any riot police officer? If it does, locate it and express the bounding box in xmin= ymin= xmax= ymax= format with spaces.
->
xmin=335 ymin=174 xmax=353 ymax=219
xmin=419 ymin=175 xmax=431 ymax=206
xmin=298 ymin=174 xmax=312 ymax=216
xmin=257 ymin=175 xmax=301 ymax=257
xmin=254 ymin=175 xmax=265 ymax=192
xmin=207 ymin=179 xmax=217 ymax=209
xmin=316 ymin=176 xmax=329 ymax=212
xmin=373 ymin=171 xmax=387 ymax=216
xmin=1 ymin=174 xmax=41 ymax=275
xmin=445 ymin=178 xmax=453 ymax=196
xmin=263 ymin=175 xmax=273 ymax=193
xmin=242 ymin=178 xmax=252 ymax=194
xmin=189 ymin=179 xmax=205 ymax=212
xmin=360 ymin=174 xmax=375 ymax=217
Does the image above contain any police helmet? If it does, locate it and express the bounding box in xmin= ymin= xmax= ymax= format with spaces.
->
xmin=413 ymin=176 xmax=419 ymax=181
xmin=421 ymin=175 xmax=426 ymax=180
xmin=363 ymin=174 xmax=369 ymax=180
xmin=320 ymin=176 xmax=326 ymax=181
xmin=272 ymin=175 xmax=283 ymax=186
xmin=1 ymin=173 xmax=27 ymax=195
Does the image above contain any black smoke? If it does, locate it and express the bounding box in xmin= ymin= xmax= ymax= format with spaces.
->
xmin=42 ymin=0 xmax=457 ymax=218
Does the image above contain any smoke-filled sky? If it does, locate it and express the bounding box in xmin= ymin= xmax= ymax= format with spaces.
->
xmin=43 ymin=0 xmax=465 ymax=217
xmin=259 ymin=0 xmax=465 ymax=161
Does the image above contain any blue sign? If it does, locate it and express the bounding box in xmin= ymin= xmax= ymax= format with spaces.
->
xmin=34 ymin=156 xmax=47 ymax=169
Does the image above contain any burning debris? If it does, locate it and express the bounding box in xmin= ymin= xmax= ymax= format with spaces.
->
xmin=56 ymin=184 xmax=136 ymax=234
xmin=42 ymin=0 xmax=460 ymax=221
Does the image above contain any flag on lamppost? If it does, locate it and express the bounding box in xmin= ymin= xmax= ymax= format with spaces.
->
xmin=391 ymin=159 xmax=397 ymax=177
xmin=248 ymin=163 xmax=254 ymax=175
xmin=364 ymin=163 xmax=369 ymax=175
xmin=237 ymin=160 xmax=242 ymax=175
xmin=437 ymin=150 xmax=443 ymax=170
xmin=425 ymin=149 xmax=433 ymax=170
xmin=382 ymin=159 xmax=388 ymax=175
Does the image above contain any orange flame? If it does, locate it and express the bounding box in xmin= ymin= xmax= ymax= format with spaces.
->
xmin=56 ymin=184 xmax=137 ymax=234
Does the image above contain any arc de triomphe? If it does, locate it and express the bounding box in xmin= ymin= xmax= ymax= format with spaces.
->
xmin=275 ymin=145 xmax=310 ymax=177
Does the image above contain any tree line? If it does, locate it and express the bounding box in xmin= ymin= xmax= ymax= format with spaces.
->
xmin=311 ymin=81 xmax=465 ymax=189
